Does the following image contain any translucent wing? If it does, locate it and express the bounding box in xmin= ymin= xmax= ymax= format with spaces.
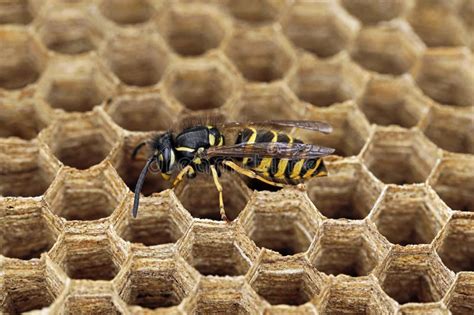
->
xmin=202 ymin=142 xmax=335 ymax=159
xmin=217 ymin=120 xmax=333 ymax=134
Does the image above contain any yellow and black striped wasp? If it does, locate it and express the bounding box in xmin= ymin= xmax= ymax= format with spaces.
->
xmin=131 ymin=120 xmax=334 ymax=221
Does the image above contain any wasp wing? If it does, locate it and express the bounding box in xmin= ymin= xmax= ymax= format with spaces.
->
xmin=202 ymin=142 xmax=335 ymax=159
xmin=217 ymin=120 xmax=333 ymax=134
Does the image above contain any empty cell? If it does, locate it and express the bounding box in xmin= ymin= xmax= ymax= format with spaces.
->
xmin=99 ymin=0 xmax=155 ymax=25
xmin=372 ymin=186 xmax=450 ymax=246
xmin=44 ymin=165 xmax=127 ymax=221
xmin=281 ymin=1 xmax=359 ymax=58
xmin=36 ymin=7 xmax=103 ymax=55
xmin=408 ymin=0 xmax=470 ymax=47
xmin=112 ymin=191 xmax=192 ymax=246
xmin=165 ymin=59 xmax=236 ymax=111
xmin=0 ymin=142 xmax=56 ymax=197
xmin=444 ymin=273 xmax=474 ymax=314
xmin=0 ymin=100 xmax=48 ymax=140
xmin=351 ymin=20 xmax=425 ymax=75
xmin=421 ymin=105 xmax=474 ymax=154
xmin=318 ymin=277 xmax=397 ymax=314
xmin=38 ymin=56 xmax=116 ymax=112
xmin=118 ymin=252 xmax=198 ymax=309
xmin=105 ymin=92 xmax=177 ymax=132
xmin=224 ymin=29 xmax=294 ymax=82
xmin=307 ymin=161 xmax=383 ymax=220
xmin=102 ymin=30 xmax=169 ymax=87
xmin=0 ymin=0 xmax=33 ymax=24
xmin=295 ymin=101 xmax=371 ymax=157
xmin=40 ymin=110 xmax=120 ymax=170
xmin=249 ymin=254 xmax=323 ymax=306
xmin=362 ymin=128 xmax=440 ymax=185
xmin=436 ymin=212 xmax=474 ymax=272
xmin=413 ymin=48 xmax=474 ymax=107
xmin=377 ymin=247 xmax=454 ymax=304
xmin=234 ymin=83 xmax=302 ymax=122
xmin=0 ymin=199 xmax=59 ymax=259
xmin=310 ymin=221 xmax=388 ymax=277
xmin=175 ymin=172 xmax=250 ymax=221
xmin=288 ymin=55 xmax=369 ymax=107
xmin=0 ymin=27 xmax=46 ymax=90
xmin=341 ymin=0 xmax=409 ymax=25
xmin=429 ymin=156 xmax=474 ymax=212
xmin=241 ymin=189 xmax=321 ymax=256
xmin=359 ymin=75 xmax=431 ymax=128
xmin=179 ymin=223 xmax=257 ymax=277
xmin=226 ymin=0 xmax=283 ymax=24
xmin=1 ymin=259 xmax=65 ymax=313
xmin=158 ymin=4 xmax=226 ymax=57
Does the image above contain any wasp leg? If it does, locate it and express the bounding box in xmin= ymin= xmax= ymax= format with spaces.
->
xmin=132 ymin=141 xmax=147 ymax=160
xmin=210 ymin=165 xmax=229 ymax=222
xmin=172 ymin=165 xmax=193 ymax=188
xmin=223 ymin=160 xmax=285 ymax=188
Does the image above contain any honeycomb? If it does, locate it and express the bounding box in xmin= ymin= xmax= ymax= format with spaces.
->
xmin=0 ymin=0 xmax=473 ymax=314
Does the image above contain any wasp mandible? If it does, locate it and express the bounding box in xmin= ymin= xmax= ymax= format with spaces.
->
xmin=132 ymin=120 xmax=335 ymax=221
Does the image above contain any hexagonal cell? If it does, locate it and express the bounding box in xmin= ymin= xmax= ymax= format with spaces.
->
xmin=111 ymin=134 xmax=172 ymax=198
xmin=157 ymin=4 xmax=227 ymax=57
xmin=0 ymin=98 xmax=49 ymax=140
xmin=412 ymin=48 xmax=474 ymax=107
xmin=359 ymin=74 xmax=431 ymax=128
xmin=174 ymin=172 xmax=251 ymax=221
xmin=164 ymin=57 xmax=237 ymax=111
xmin=0 ymin=199 xmax=60 ymax=259
xmin=112 ymin=190 xmax=192 ymax=246
xmin=351 ymin=20 xmax=425 ymax=75
xmin=102 ymin=29 xmax=170 ymax=87
xmin=40 ymin=109 xmax=121 ymax=170
xmin=421 ymin=105 xmax=474 ymax=154
xmin=224 ymin=28 xmax=294 ymax=82
xmin=436 ymin=212 xmax=474 ymax=272
xmin=340 ymin=0 xmax=410 ymax=25
xmin=295 ymin=101 xmax=371 ymax=157
xmin=59 ymin=281 xmax=126 ymax=314
xmin=317 ymin=276 xmax=397 ymax=314
xmin=186 ymin=277 xmax=263 ymax=314
xmin=0 ymin=141 xmax=57 ymax=197
xmin=407 ymin=0 xmax=469 ymax=47
xmin=444 ymin=273 xmax=474 ymax=314
xmin=1 ymin=258 xmax=65 ymax=313
xmin=37 ymin=55 xmax=116 ymax=112
xmin=105 ymin=92 xmax=177 ymax=132
xmin=0 ymin=0 xmax=34 ymax=24
xmin=281 ymin=1 xmax=359 ymax=58
xmin=99 ymin=0 xmax=155 ymax=25
xmin=234 ymin=83 xmax=303 ymax=122
xmin=429 ymin=155 xmax=474 ymax=212
xmin=371 ymin=185 xmax=450 ymax=246
xmin=288 ymin=54 xmax=369 ymax=107
xmin=35 ymin=6 xmax=104 ymax=55
xmin=376 ymin=246 xmax=454 ymax=304
xmin=309 ymin=220 xmax=389 ymax=277
xmin=362 ymin=127 xmax=440 ymax=185
xmin=117 ymin=249 xmax=198 ymax=309
xmin=0 ymin=26 xmax=47 ymax=90
xmin=398 ymin=302 xmax=451 ymax=315
xmin=248 ymin=252 xmax=325 ymax=306
xmin=306 ymin=161 xmax=383 ymax=220
xmin=44 ymin=164 xmax=127 ymax=221
xmin=240 ymin=189 xmax=322 ymax=256
xmin=51 ymin=230 xmax=126 ymax=280
xmin=225 ymin=0 xmax=284 ymax=24
xmin=179 ymin=222 xmax=258 ymax=276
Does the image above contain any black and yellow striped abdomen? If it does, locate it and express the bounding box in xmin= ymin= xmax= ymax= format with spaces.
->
xmin=235 ymin=128 xmax=328 ymax=184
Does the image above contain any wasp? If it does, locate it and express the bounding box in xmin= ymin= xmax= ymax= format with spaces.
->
xmin=131 ymin=120 xmax=335 ymax=221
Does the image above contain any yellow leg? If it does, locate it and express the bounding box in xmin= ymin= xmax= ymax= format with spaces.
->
xmin=223 ymin=160 xmax=285 ymax=188
xmin=210 ymin=165 xmax=229 ymax=222
xmin=172 ymin=165 xmax=193 ymax=188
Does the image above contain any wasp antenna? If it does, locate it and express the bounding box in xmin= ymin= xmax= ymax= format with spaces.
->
xmin=132 ymin=156 xmax=155 ymax=218
xmin=131 ymin=141 xmax=148 ymax=160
